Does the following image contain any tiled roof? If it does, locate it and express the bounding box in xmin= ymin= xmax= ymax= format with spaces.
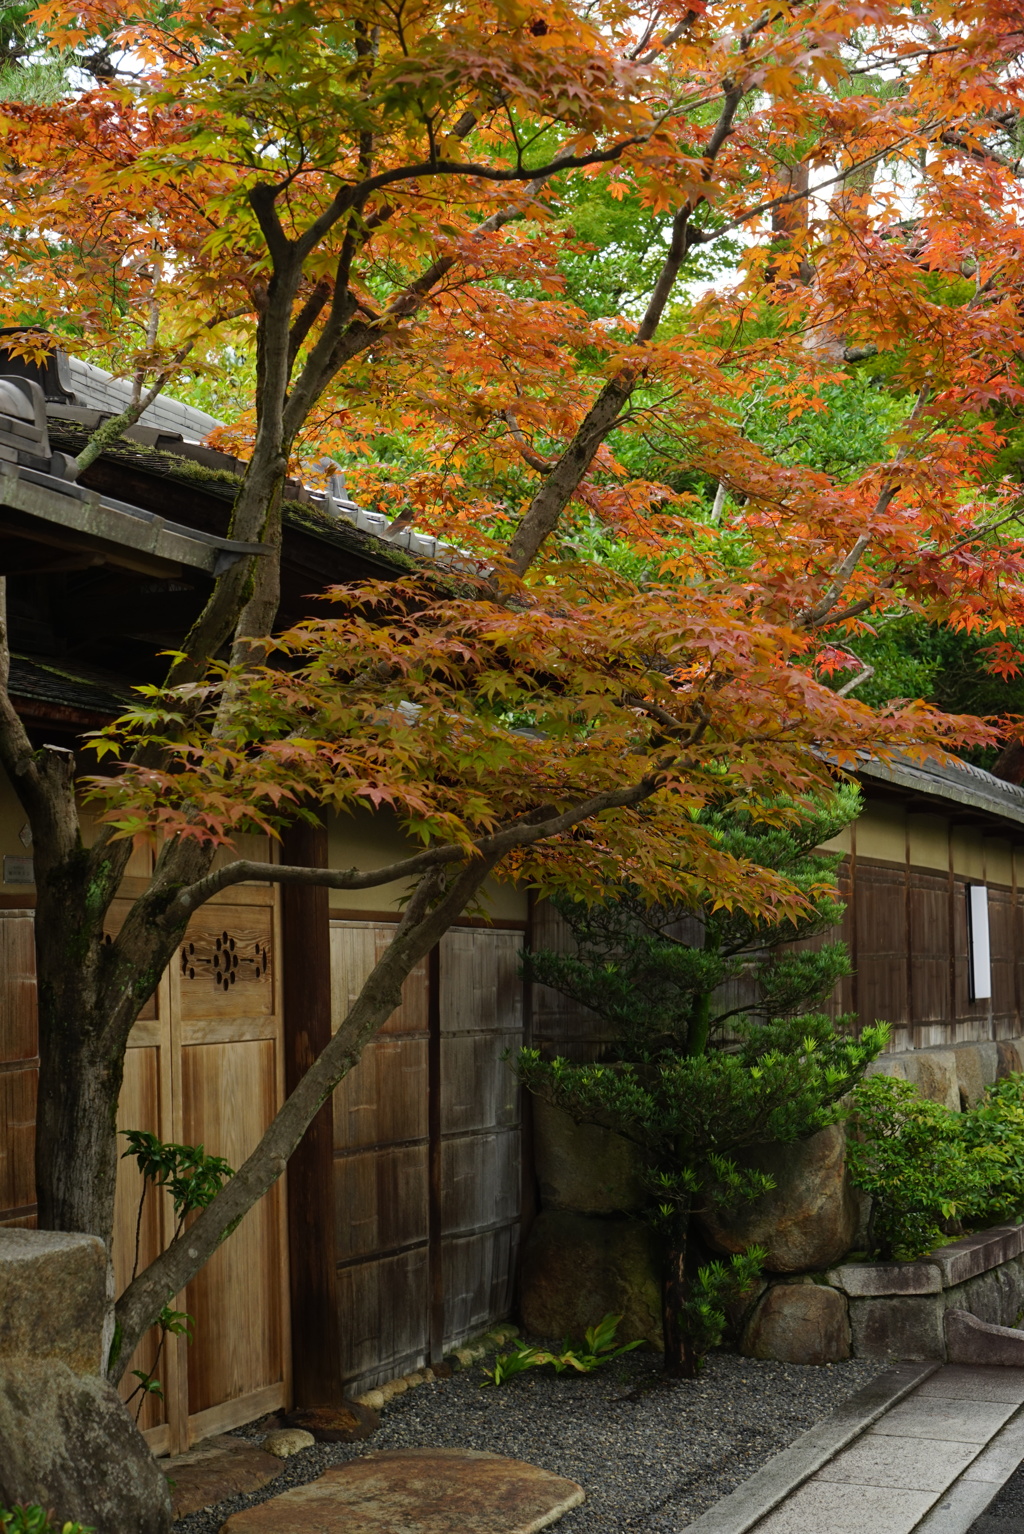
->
xmin=857 ymin=752 xmax=1024 ymax=831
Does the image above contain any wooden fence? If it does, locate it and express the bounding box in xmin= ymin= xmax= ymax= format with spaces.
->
xmin=0 ymin=883 xmax=527 ymax=1446
xmin=329 ymin=918 xmax=525 ymax=1394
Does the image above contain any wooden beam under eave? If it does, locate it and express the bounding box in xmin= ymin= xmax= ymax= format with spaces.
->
xmin=280 ymin=819 xmax=345 ymax=1407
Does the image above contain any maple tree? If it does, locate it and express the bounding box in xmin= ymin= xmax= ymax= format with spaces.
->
xmin=0 ymin=0 xmax=1022 ymax=1414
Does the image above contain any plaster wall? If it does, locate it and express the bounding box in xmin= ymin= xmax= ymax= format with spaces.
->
xmin=853 ymin=799 xmax=905 ymax=863
xmin=325 ymin=806 xmax=527 ymax=922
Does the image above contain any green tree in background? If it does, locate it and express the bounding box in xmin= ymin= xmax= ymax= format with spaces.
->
xmin=517 ymin=790 xmax=886 ymax=1376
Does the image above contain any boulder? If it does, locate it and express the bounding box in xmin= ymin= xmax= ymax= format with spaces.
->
xmin=0 ymin=1360 xmax=173 ymax=1534
xmin=262 ymin=1429 xmax=316 ymax=1457
xmin=741 ymin=1282 xmax=851 ymax=1365
xmin=519 ymin=1210 xmax=661 ymax=1347
xmin=0 ymin=1230 xmax=172 ymax=1534
xmin=867 ymin=1050 xmax=959 ymax=1111
xmin=167 ymin=1449 xmax=283 ymax=1519
xmin=532 ymin=1099 xmax=645 ymax=1214
xmin=699 ymin=1124 xmax=857 ymax=1273
xmin=0 ymin=1228 xmax=108 ymax=1376
xmin=953 ymin=1042 xmax=998 ymax=1109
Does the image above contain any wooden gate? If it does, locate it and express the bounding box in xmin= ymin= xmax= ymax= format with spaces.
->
xmin=0 ymin=864 xmax=290 ymax=1456
xmin=329 ymin=918 xmax=524 ymax=1394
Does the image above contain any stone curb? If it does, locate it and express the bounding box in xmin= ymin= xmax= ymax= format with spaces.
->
xmin=678 ymin=1361 xmax=940 ymax=1534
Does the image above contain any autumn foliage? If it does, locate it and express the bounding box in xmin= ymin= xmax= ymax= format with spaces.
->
xmin=0 ymin=0 xmax=1023 ymax=1391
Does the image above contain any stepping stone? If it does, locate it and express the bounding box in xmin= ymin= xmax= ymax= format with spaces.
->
xmin=168 ymin=1448 xmax=283 ymax=1518
xmin=219 ymin=1447 xmax=585 ymax=1534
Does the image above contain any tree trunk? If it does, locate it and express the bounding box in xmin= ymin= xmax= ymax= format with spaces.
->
xmin=35 ymin=993 xmax=124 ymax=1238
xmin=661 ymin=1200 xmax=698 ymax=1378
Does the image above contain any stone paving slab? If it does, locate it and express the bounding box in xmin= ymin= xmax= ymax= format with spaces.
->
xmin=871 ymin=1394 xmax=1018 ymax=1444
xmin=918 ymin=1369 xmax=1024 ymax=1405
xmin=749 ymin=1479 xmax=936 ymax=1534
xmin=914 ymin=1480 xmax=1005 ymax=1533
xmin=218 ymin=1448 xmax=585 ymax=1534
xmin=963 ymin=1413 xmax=1024 ymax=1484
xmin=813 ymin=1433 xmax=978 ymax=1492
xmin=682 ymin=1363 xmax=938 ymax=1534
xmin=691 ymin=1365 xmax=1024 ymax=1534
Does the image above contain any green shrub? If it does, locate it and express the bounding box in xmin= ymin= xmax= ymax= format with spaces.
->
xmin=0 ymin=1506 xmax=92 ymax=1534
xmin=960 ymin=1074 xmax=1024 ymax=1224
xmin=846 ymin=1075 xmax=1020 ymax=1260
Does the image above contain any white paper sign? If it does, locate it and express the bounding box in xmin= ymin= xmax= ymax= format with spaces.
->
xmin=967 ymin=884 xmax=992 ymax=1002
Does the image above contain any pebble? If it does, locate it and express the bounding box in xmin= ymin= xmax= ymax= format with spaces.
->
xmin=260 ymin=1429 xmax=316 ymax=1458
xmin=175 ymin=1350 xmax=881 ymax=1534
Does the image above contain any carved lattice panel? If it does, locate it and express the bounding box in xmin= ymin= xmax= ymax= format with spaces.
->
xmin=178 ymin=907 xmax=274 ymax=1019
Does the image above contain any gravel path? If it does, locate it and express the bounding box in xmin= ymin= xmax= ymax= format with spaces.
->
xmin=174 ymin=1349 xmax=880 ymax=1533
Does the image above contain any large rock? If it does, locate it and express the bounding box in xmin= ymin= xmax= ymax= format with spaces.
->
xmin=219 ymin=1448 xmax=585 ymax=1534
xmin=519 ymin=1210 xmax=661 ymax=1348
xmin=168 ymin=1449 xmax=283 ymax=1519
xmin=699 ymin=1125 xmax=857 ymax=1273
xmin=0 ymin=1228 xmax=108 ymax=1375
xmin=0 ymin=1360 xmax=173 ymax=1534
xmin=866 ymin=1050 xmax=959 ymax=1111
xmin=532 ymin=1099 xmax=645 ymax=1214
xmin=0 ymin=1229 xmax=172 ymax=1534
xmin=953 ymin=1042 xmax=998 ymax=1109
xmin=741 ymin=1282 xmax=851 ymax=1364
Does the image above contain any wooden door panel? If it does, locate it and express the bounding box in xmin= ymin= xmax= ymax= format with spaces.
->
xmin=337 ymin=1247 xmax=429 ymax=1392
xmin=441 ymin=1130 xmax=520 ymax=1237
xmin=441 ymin=1033 xmax=519 ymax=1134
xmin=331 ymin=923 xmax=429 ymax=1037
xmin=334 ymin=1145 xmax=428 ymax=1262
xmin=442 ymin=1226 xmax=518 ymax=1348
xmin=182 ymin=1040 xmax=285 ymax=1416
xmin=0 ymin=1066 xmax=35 ymax=1222
xmin=439 ymin=929 xmax=523 ymax=1034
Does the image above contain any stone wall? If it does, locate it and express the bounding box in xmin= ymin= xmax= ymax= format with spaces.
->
xmin=739 ymin=1224 xmax=1024 ymax=1366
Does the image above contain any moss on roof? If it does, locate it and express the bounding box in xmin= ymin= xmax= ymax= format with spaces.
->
xmin=46 ymin=421 xmax=418 ymax=576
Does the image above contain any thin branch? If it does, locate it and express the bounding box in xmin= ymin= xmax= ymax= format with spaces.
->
xmin=836 ymin=663 xmax=875 ymax=697
xmin=798 ymin=385 xmax=930 ymax=629
xmin=171 ymin=771 xmax=666 ymax=916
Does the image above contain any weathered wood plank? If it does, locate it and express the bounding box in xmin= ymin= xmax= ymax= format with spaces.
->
xmin=334 ymin=1145 xmax=429 ymax=1262
xmin=182 ymin=1040 xmax=286 ymax=1417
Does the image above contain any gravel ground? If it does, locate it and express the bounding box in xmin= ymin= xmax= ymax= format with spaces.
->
xmin=972 ymin=1458 xmax=1024 ymax=1527
xmin=173 ymin=1349 xmax=881 ymax=1534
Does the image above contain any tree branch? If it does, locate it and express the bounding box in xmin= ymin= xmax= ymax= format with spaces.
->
xmin=171 ymin=772 xmax=666 ymax=915
xmin=798 ymin=385 xmax=930 ymax=629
